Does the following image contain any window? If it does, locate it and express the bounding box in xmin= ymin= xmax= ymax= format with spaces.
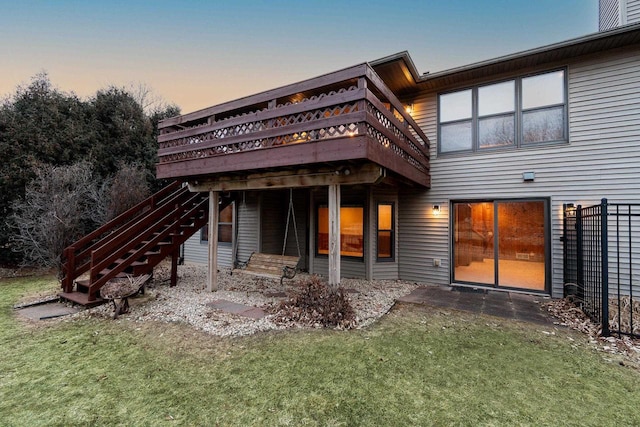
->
xmin=377 ymin=203 xmax=394 ymax=260
xmin=439 ymin=89 xmax=472 ymax=153
xmin=452 ymin=200 xmax=547 ymax=291
xmin=478 ymin=80 xmax=515 ymax=149
xmin=521 ymin=71 xmax=565 ymax=144
xmin=317 ymin=205 xmax=364 ymax=258
xmin=201 ymin=203 xmax=233 ymax=245
xmin=438 ymin=69 xmax=566 ymax=153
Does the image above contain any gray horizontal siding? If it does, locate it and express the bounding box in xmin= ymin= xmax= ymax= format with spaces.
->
xmin=400 ymin=47 xmax=640 ymax=298
xmin=182 ymin=232 xmax=232 ymax=267
xmin=237 ymin=192 xmax=260 ymax=263
xmin=312 ymin=257 xmax=366 ymax=279
xmin=260 ymin=191 xmax=286 ymax=256
xmin=599 ymin=0 xmax=619 ymax=31
xmin=260 ymin=190 xmax=308 ymax=270
xmin=628 ymin=0 xmax=640 ymax=23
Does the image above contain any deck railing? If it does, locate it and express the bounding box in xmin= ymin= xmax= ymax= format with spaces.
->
xmin=157 ymin=64 xmax=430 ymax=186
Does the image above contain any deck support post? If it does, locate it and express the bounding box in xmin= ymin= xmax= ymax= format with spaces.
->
xmin=170 ymin=246 xmax=179 ymax=287
xmin=207 ymin=191 xmax=219 ymax=292
xmin=328 ymin=184 xmax=341 ymax=287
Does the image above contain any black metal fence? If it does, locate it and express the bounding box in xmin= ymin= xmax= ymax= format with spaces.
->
xmin=563 ymin=199 xmax=640 ymax=338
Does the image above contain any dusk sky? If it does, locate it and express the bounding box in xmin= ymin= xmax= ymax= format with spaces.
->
xmin=1 ymin=0 xmax=598 ymax=114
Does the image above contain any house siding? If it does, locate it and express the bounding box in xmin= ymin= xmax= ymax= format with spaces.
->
xmin=237 ymin=192 xmax=260 ymax=263
xmin=399 ymin=47 xmax=640 ymax=297
xmin=260 ymin=191 xmax=286 ymax=256
xmin=182 ymin=229 xmax=233 ymax=267
xmin=287 ymin=190 xmax=309 ymax=271
xmin=600 ymin=0 xmax=640 ymax=30
xmin=260 ymin=189 xmax=308 ymax=270
xmin=628 ymin=0 xmax=640 ymax=23
xmin=600 ymin=0 xmax=621 ymax=31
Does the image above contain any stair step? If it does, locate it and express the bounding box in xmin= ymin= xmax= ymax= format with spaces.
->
xmin=75 ymin=279 xmax=90 ymax=293
xmin=61 ymin=181 xmax=208 ymax=297
xmin=141 ymin=240 xmax=173 ymax=247
xmin=59 ymin=292 xmax=106 ymax=307
xmin=130 ymin=260 xmax=148 ymax=267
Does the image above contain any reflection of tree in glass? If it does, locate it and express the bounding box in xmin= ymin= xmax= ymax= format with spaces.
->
xmin=523 ymin=107 xmax=563 ymax=143
xmin=479 ymin=115 xmax=514 ymax=148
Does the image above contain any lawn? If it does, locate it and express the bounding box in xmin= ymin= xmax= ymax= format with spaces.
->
xmin=1 ymin=275 xmax=640 ymax=426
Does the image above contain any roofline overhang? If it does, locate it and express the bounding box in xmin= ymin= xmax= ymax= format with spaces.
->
xmin=370 ymin=22 xmax=640 ymax=94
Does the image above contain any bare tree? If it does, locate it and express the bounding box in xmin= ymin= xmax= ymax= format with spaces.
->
xmin=9 ymin=161 xmax=105 ymax=272
xmin=105 ymin=162 xmax=151 ymax=221
xmin=127 ymin=82 xmax=176 ymax=117
xmin=9 ymin=161 xmax=151 ymax=274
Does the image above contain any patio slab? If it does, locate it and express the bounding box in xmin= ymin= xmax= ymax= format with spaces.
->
xmin=398 ymin=285 xmax=554 ymax=325
xmin=16 ymin=302 xmax=82 ymax=320
xmin=206 ymin=299 xmax=266 ymax=319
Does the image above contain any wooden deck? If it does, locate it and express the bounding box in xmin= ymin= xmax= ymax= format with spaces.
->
xmin=156 ymin=64 xmax=430 ymax=188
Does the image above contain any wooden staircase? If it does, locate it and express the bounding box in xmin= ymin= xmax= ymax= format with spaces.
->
xmin=59 ymin=181 xmax=226 ymax=306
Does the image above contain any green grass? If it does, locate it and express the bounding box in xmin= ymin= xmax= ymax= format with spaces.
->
xmin=2 ymin=276 xmax=640 ymax=426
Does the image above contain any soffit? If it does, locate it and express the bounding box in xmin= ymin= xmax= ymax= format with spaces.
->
xmin=371 ymin=24 xmax=640 ymax=97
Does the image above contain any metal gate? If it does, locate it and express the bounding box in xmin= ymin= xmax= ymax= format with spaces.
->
xmin=563 ymin=199 xmax=640 ymax=338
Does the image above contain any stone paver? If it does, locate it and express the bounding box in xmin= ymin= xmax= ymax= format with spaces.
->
xmin=398 ymin=285 xmax=553 ymax=325
xmin=16 ymin=302 xmax=82 ymax=320
xmin=206 ymin=299 xmax=266 ymax=319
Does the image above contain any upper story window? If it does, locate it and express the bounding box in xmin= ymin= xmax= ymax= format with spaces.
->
xmin=438 ymin=69 xmax=566 ymax=154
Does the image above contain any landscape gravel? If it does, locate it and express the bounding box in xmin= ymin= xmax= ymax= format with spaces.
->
xmin=76 ymin=262 xmax=418 ymax=337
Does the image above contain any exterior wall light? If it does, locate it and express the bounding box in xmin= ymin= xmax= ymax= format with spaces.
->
xmin=405 ymin=103 xmax=414 ymax=115
xmin=432 ymin=204 xmax=441 ymax=216
xmin=564 ymin=203 xmax=576 ymax=217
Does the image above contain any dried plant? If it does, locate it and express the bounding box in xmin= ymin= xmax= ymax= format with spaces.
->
xmin=274 ymin=276 xmax=356 ymax=329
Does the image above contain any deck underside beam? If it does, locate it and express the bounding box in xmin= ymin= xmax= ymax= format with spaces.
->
xmin=188 ymin=163 xmax=385 ymax=192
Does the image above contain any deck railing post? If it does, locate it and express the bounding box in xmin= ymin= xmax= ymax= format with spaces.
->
xmin=63 ymin=246 xmax=75 ymax=292
xmin=601 ymin=198 xmax=610 ymax=336
xmin=88 ymin=251 xmax=98 ymax=302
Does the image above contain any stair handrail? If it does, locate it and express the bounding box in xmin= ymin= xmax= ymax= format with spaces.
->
xmin=67 ymin=180 xmax=182 ymax=256
xmin=87 ymin=194 xmax=209 ymax=296
xmin=76 ymin=185 xmax=188 ymax=263
xmin=88 ymin=191 xmax=200 ymax=271
xmin=61 ymin=180 xmax=183 ymax=289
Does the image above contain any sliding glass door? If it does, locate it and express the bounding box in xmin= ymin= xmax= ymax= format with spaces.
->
xmin=453 ymin=199 xmax=547 ymax=291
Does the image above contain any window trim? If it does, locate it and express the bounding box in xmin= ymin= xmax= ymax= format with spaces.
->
xmin=315 ymin=203 xmax=365 ymax=260
xmin=437 ymin=68 xmax=568 ymax=155
xmin=449 ymin=197 xmax=551 ymax=294
xmin=376 ymin=202 xmax=395 ymax=262
xmin=200 ymin=202 xmax=234 ymax=246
